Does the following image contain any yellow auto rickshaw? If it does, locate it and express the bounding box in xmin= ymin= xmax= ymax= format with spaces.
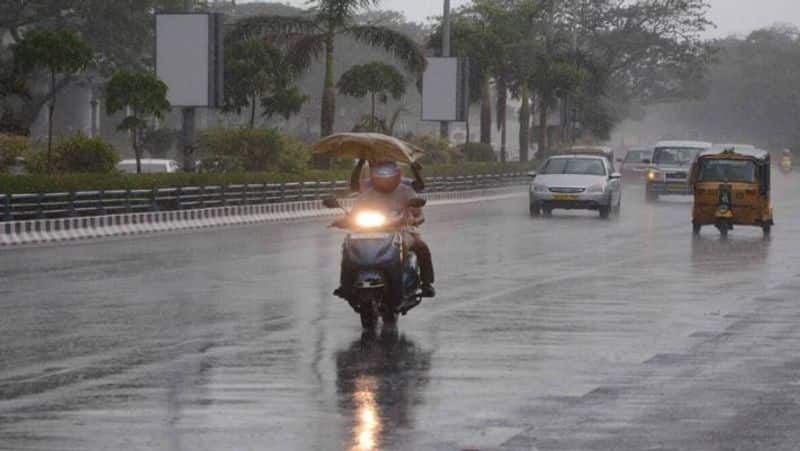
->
xmin=691 ymin=147 xmax=773 ymax=238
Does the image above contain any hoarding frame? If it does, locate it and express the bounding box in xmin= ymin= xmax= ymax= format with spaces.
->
xmin=421 ymin=57 xmax=468 ymax=123
xmin=155 ymin=12 xmax=224 ymax=108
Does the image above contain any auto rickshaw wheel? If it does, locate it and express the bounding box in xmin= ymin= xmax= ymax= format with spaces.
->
xmin=693 ymin=223 xmax=702 ymax=236
xmin=762 ymin=224 xmax=772 ymax=236
xmin=716 ymin=222 xmax=729 ymax=239
xmin=599 ymin=205 xmax=610 ymax=219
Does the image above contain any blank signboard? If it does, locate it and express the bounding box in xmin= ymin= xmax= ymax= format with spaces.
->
xmin=422 ymin=57 xmax=466 ymax=122
xmin=156 ymin=14 xmax=211 ymax=107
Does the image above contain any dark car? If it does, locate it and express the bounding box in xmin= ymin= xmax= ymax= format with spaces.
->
xmin=619 ymin=147 xmax=653 ymax=183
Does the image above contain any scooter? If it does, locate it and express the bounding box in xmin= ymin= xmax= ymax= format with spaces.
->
xmin=780 ymin=155 xmax=793 ymax=174
xmin=324 ymin=197 xmax=426 ymax=329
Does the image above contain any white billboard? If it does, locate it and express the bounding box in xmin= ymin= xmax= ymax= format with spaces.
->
xmin=156 ymin=13 xmax=224 ymax=108
xmin=421 ymin=57 xmax=467 ymax=122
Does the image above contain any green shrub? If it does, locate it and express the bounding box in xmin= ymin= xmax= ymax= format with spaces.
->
xmin=406 ymin=134 xmax=464 ymax=165
xmin=0 ymin=133 xmax=31 ymax=172
xmin=198 ymin=127 xmax=311 ymax=173
xmin=27 ymin=133 xmax=118 ymax=173
xmin=458 ymin=142 xmax=497 ymax=162
xmin=0 ymin=162 xmax=530 ymax=194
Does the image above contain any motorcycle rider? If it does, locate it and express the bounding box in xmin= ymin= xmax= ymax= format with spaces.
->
xmin=335 ymin=160 xmax=436 ymax=299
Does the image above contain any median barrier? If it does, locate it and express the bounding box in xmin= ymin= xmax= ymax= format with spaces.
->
xmin=0 ymin=186 xmax=524 ymax=247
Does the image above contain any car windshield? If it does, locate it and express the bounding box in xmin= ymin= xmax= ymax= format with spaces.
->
xmin=698 ymin=160 xmax=757 ymax=182
xmin=541 ymin=158 xmax=607 ymax=176
xmin=653 ymin=147 xmax=700 ymax=165
xmin=624 ymin=150 xmax=651 ymax=163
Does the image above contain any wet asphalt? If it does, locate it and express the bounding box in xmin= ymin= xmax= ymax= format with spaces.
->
xmin=2 ymin=175 xmax=800 ymax=451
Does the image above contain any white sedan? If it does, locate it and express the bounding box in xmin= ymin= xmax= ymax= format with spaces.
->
xmin=529 ymin=155 xmax=622 ymax=219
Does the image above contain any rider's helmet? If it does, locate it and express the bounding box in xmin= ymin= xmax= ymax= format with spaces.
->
xmin=370 ymin=161 xmax=402 ymax=193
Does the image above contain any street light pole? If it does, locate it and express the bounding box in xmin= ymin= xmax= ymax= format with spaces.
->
xmin=440 ymin=0 xmax=451 ymax=141
xmin=182 ymin=0 xmax=197 ymax=172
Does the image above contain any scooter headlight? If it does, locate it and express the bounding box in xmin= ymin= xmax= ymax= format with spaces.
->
xmin=354 ymin=211 xmax=387 ymax=229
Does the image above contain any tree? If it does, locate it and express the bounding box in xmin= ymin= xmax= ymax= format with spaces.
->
xmin=13 ymin=28 xmax=93 ymax=171
xmin=105 ymin=71 xmax=170 ymax=174
xmin=228 ymin=0 xmax=427 ymax=139
xmin=223 ymin=38 xmax=307 ymax=128
xmin=1 ymin=1 xmax=184 ymax=134
xmin=562 ymin=0 xmax=713 ymax=137
xmin=338 ymin=62 xmax=406 ymax=132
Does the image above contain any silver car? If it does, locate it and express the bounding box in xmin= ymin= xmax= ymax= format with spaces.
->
xmin=529 ymin=155 xmax=622 ymax=219
xmin=645 ymin=140 xmax=712 ymax=202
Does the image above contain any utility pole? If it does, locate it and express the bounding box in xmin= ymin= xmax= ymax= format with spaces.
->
xmin=182 ymin=0 xmax=197 ymax=172
xmin=440 ymin=0 xmax=451 ymax=141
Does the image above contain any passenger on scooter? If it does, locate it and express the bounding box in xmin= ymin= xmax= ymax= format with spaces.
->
xmin=337 ymin=161 xmax=435 ymax=298
xmin=350 ymin=158 xmax=425 ymax=192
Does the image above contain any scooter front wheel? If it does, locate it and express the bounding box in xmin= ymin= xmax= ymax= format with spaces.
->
xmin=381 ymin=308 xmax=397 ymax=325
xmin=357 ymin=290 xmax=380 ymax=330
xmin=360 ymin=310 xmax=377 ymax=329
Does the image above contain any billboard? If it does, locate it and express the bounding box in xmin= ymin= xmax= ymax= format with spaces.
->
xmin=156 ymin=13 xmax=224 ymax=108
xmin=421 ymin=57 xmax=468 ymax=122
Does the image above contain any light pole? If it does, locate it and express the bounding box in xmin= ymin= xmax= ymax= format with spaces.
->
xmin=440 ymin=0 xmax=451 ymax=140
xmin=179 ymin=0 xmax=197 ymax=173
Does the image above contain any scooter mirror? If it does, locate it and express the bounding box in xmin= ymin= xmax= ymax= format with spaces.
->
xmin=323 ymin=197 xmax=342 ymax=209
xmin=408 ymin=198 xmax=427 ymax=208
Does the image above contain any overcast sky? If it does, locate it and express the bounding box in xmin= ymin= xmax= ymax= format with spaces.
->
xmin=244 ymin=0 xmax=800 ymax=37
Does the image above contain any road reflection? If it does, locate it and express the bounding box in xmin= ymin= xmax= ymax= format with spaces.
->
xmin=691 ymin=233 xmax=771 ymax=270
xmin=336 ymin=328 xmax=431 ymax=451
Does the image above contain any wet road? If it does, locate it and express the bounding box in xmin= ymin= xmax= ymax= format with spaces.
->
xmin=2 ymin=176 xmax=800 ymax=451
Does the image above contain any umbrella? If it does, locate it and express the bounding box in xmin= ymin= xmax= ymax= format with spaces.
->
xmin=313 ymin=133 xmax=425 ymax=164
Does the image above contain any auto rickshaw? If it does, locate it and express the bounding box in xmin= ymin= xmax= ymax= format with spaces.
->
xmin=691 ymin=147 xmax=773 ymax=238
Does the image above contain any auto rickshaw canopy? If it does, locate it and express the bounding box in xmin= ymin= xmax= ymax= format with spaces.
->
xmin=697 ymin=147 xmax=770 ymax=161
xmin=313 ymin=133 xmax=425 ymax=164
xmin=692 ymin=147 xmax=771 ymax=192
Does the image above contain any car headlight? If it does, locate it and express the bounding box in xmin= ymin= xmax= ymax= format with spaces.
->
xmin=587 ymin=183 xmax=606 ymax=193
xmin=647 ymin=170 xmax=659 ymax=181
xmin=532 ymin=183 xmax=549 ymax=193
xmin=354 ymin=211 xmax=387 ymax=228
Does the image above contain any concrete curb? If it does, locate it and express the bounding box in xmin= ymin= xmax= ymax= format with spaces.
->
xmin=0 ymin=186 xmax=525 ymax=247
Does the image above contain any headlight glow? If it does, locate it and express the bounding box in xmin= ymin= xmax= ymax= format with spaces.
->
xmin=354 ymin=211 xmax=387 ymax=228
xmin=587 ymin=183 xmax=606 ymax=193
xmin=647 ymin=170 xmax=658 ymax=181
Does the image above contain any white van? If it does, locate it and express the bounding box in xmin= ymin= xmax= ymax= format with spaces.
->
xmin=117 ymin=159 xmax=181 ymax=174
xmin=645 ymin=140 xmax=712 ymax=202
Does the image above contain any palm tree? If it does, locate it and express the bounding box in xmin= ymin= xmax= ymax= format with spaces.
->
xmin=228 ymin=0 xmax=426 ymax=138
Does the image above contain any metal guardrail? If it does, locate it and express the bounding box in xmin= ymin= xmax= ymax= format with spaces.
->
xmin=1 ymin=173 xmax=527 ymax=221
